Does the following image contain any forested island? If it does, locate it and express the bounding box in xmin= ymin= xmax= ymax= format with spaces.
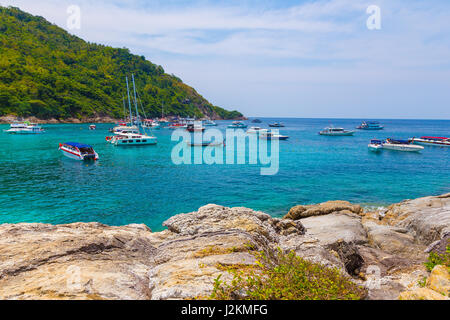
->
xmin=0 ymin=6 xmax=243 ymax=122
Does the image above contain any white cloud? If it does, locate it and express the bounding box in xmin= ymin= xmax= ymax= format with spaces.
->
xmin=2 ymin=0 xmax=450 ymax=118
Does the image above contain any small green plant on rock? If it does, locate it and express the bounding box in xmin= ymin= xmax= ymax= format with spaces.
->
xmin=210 ymin=248 xmax=367 ymax=300
xmin=424 ymin=245 xmax=450 ymax=272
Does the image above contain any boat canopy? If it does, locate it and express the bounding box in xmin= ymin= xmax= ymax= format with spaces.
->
xmin=370 ymin=139 xmax=382 ymax=144
xmin=65 ymin=142 xmax=93 ymax=149
xmin=387 ymin=138 xmax=410 ymax=144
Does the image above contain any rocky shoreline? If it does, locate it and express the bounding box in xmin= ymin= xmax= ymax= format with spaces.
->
xmin=0 ymin=194 xmax=448 ymax=300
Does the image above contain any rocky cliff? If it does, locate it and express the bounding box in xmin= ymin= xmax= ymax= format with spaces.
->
xmin=0 ymin=194 xmax=449 ymax=300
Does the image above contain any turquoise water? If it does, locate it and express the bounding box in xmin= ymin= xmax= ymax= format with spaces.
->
xmin=0 ymin=118 xmax=448 ymax=231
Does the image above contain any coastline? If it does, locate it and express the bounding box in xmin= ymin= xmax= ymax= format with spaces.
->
xmin=0 ymin=193 xmax=448 ymax=300
xmin=0 ymin=115 xmax=247 ymax=124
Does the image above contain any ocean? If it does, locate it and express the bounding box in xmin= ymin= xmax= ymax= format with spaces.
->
xmin=0 ymin=118 xmax=448 ymax=231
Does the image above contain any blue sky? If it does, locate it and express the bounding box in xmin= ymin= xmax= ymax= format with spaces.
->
xmin=2 ymin=0 xmax=450 ymax=119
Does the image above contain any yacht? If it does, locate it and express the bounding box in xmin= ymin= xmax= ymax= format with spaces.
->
xmin=268 ymin=122 xmax=285 ymax=128
xmin=228 ymin=121 xmax=248 ymax=129
xmin=357 ymin=121 xmax=384 ymax=130
xmin=410 ymin=136 xmax=450 ymax=147
xmin=4 ymin=121 xmax=44 ymax=134
xmin=59 ymin=142 xmax=99 ymax=161
xmin=382 ymin=138 xmax=424 ymax=152
xmin=319 ymin=127 xmax=355 ymax=136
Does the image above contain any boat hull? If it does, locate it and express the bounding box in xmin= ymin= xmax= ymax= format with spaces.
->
xmin=411 ymin=139 xmax=450 ymax=147
xmin=382 ymin=144 xmax=424 ymax=152
xmin=319 ymin=132 xmax=355 ymax=136
xmin=112 ymin=137 xmax=157 ymax=146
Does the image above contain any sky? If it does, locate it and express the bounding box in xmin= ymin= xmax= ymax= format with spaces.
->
xmin=2 ymin=0 xmax=450 ymax=119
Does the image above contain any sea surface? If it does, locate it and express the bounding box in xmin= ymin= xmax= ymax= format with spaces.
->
xmin=0 ymin=118 xmax=448 ymax=231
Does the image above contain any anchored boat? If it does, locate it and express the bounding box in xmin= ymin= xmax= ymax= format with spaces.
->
xmin=259 ymin=130 xmax=289 ymax=140
xmin=319 ymin=127 xmax=355 ymax=136
xmin=357 ymin=121 xmax=384 ymax=130
xmin=107 ymin=74 xmax=157 ymax=146
xmin=368 ymin=139 xmax=383 ymax=152
xmin=4 ymin=121 xmax=44 ymax=134
xmin=268 ymin=122 xmax=285 ymax=127
xmin=381 ymin=138 xmax=424 ymax=152
xmin=228 ymin=121 xmax=248 ymax=129
xmin=410 ymin=136 xmax=450 ymax=147
xmin=59 ymin=142 xmax=99 ymax=161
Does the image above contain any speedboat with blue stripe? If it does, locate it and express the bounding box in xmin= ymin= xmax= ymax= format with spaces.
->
xmin=59 ymin=142 xmax=99 ymax=161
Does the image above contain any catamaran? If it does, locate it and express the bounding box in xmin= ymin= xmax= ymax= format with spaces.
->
xmin=4 ymin=121 xmax=44 ymax=134
xmin=59 ymin=142 xmax=99 ymax=161
xmin=107 ymin=75 xmax=157 ymax=146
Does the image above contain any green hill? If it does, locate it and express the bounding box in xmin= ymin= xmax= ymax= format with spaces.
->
xmin=0 ymin=6 xmax=243 ymax=121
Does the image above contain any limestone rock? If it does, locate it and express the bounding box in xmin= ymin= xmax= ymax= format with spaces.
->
xmin=284 ymin=201 xmax=362 ymax=220
xmin=398 ymin=287 xmax=448 ymax=300
xmin=426 ymin=265 xmax=450 ymax=296
xmin=381 ymin=193 xmax=450 ymax=245
xmin=299 ymin=212 xmax=367 ymax=246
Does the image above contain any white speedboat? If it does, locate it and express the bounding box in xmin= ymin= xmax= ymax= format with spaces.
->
xmin=368 ymin=139 xmax=383 ymax=152
xmin=89 ymin=125 xmax=96 ymax=130
xmin=410 ymin=136 xmax=450 ymax=147
xmin=382 ymin=138 xmax=424 ymax=152
xmin=319 ymin=127 xmax=355 ymax=136
xmin=59 ymin=142 xmax=99 ymax=161
xmin=4 ymin=121 xmax=44 ymax=134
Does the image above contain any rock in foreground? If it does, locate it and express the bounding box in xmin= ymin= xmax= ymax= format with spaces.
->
xmin=0 ymin=194 xmax=448 ymax=300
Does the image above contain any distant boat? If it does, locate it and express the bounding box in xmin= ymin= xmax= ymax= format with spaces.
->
xmin=203 ymin=120 xmax=217 ymax=126
xmin=89 ymin=125 xmax=96 ymax=130
xmin=319 ymin=127 xmax=355 ymax=136
xmin=269 ymin=122 xmax=285 ymax=127
xmin=59 ymin=142 xmax=99 ymax=161
xmin=4 ymin=121 xmax=44 ymax=134
xmin=410 ymin=136 xmax=450 ymax=147
xmin=246 ymin=127 xmax=267 ymax=135
xmin=228 ymin=121 xmax=247 ymax=129
xmin=357 ymin=121 xmax=384 ymax=130
xmin=251 ymin=119 xmax=262 ymax=123
xmin=382 ymin=138 xmax=424 ymax=152
xmin=186 ymin=123 xmax=205 ymax=132
xmin=187 ymin=140 xmax=223 ymax=147
xmin=259 ymin=130 xmax=289 ymax=140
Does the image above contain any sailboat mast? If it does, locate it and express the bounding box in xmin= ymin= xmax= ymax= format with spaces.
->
xmin=122 ymin=95 xmax=126 ymax=122
xmin=131 ymin=74 xmax=140 ymax=132
xmin=125 ymin=76 xmax=133 ymax=126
